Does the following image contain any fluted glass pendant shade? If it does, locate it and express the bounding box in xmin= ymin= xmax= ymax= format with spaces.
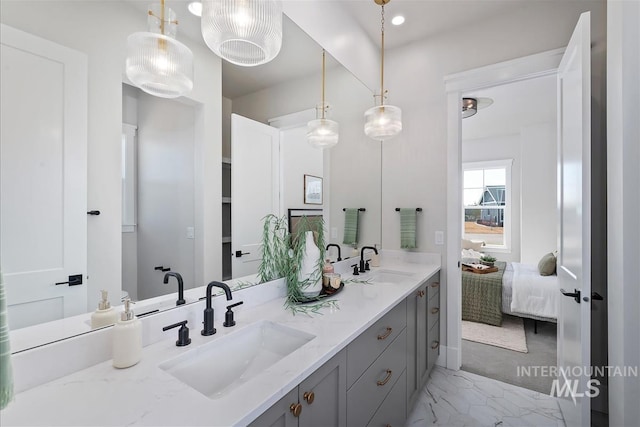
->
xmin=364 ymin=105 xmax=402 ymax=141
xmin=126 ymin=3 xmax=194 ymax=98
xmin=201 ymin=0 xmax=283 ymax=67
xmin=308 ymin=118 xmax=339 ymax=149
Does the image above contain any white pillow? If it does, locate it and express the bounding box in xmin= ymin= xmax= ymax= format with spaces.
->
xmin=462 ymin=238 xmax=484 ymax=251
xmin=461 ymin=248 xmax=484 ymax=264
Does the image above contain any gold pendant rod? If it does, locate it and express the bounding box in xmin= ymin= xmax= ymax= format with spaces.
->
xmin=321 ymin=50 xmax=326 ymax=119
xmin=380 ymin=4 xmax=385 ymax=105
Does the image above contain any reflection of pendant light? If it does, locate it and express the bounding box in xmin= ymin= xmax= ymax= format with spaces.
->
xmin=126 ymin=0 xmax=194 ymax=98
xmin=307 ymin=50 xmax=339 ymax=149
xmin=364 ymin=0 xmax=402 ymax=141
xmin=201 ymin=0 xmax=283 ymax=67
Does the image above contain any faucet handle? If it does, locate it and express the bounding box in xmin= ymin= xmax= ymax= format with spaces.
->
xmin=365 ymin=260 xmax=371 ymax=271
xmin=163 ymin=320 xmax=191 ymax=347
xmin=224 ymin=301 xmax=244 ymax=327
xmin=351 ymin=264 xmax=360 ymax=275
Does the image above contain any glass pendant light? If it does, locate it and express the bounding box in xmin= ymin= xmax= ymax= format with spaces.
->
xmin=364 ymin=0 xmax=402 ymax=141
xmin=201 ymin=0 xmax=283 ymax=67
xmin=307 ymin=50 xmax=339 ymax=149
xmin=126 ymin=0 xmax=194 ymax=98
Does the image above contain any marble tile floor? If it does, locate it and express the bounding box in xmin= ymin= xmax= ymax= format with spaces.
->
xmin=406 ymin=366 xmax=565 ymax=427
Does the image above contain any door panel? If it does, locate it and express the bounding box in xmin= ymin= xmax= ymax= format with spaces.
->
xmin=556 ymin=12 xmax=591 ymax=427
xmin=0 ymin=24 xmax=87 ymax=329
xmin=231 ymin=114 xmax=280 ymax=278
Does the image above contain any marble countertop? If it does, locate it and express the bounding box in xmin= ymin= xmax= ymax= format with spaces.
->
xmin=2 ymin=260 xmax=440 ymax=426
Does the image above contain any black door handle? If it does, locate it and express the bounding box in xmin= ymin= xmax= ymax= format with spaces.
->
xmin=55 ymin=274 xmax=83 ymax=286
xmin=560 ymin=288 xmax=581 ymax=303
xmin=235 ymin=251 xmax=250 ymax=258
xmin=154 ymin=266 xmax=171 ymax=272
xmin=87 ymin=210 xmax=100 ymax=215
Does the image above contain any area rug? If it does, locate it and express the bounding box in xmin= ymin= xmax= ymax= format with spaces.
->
xmin=462 ymin=316 xmax=528 ymax=353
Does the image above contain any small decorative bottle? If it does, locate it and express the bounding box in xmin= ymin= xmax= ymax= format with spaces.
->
xmin=322 ymin=259 xmax=334 ymax=287
xmin=298 ymin=231 xmax=322 ymax=297
xmin=112 ymin=298 xmax=142 ymax=369
xmin=90 ymin=290 xmax=119 ymax=329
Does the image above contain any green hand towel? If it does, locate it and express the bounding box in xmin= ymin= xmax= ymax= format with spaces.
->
xmin=0 ymin=271 xmax=14 ymax=409
xmin=400 ymin=209 xmax=417 ymax=249
xmin=343 ymin=209 xmax=359 ymax=246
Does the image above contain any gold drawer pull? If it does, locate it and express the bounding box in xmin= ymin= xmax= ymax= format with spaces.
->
xmin=303 ymin=391 xmax=315 ymax=405
xmin=376 ymin=369 xmax=393 ymax=386
xmin=377 ymin=327 xmax=393 ymax=340
xmin=431 ymin=282 xmax=440 ymax=288
xmin=416 ymin=290 xmax=425 ymax=298
xmin=431 ymin=341 xmax=440 ymax=350
xmin=290 ymin=403 xmax=302 ymax=417
xmin=431 ymin=307 xmax=439 ymax=314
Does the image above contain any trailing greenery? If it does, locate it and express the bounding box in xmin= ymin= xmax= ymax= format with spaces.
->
xmin=257 ymin=214 xmax=336 ymax=315
xmin=480 ymin=255 xmax=497 ymax=263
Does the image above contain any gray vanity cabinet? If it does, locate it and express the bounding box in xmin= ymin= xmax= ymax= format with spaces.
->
xmin=406 ymin=272 xmax=440 ymax=409
xmin=248 ymin=349 xmax=347 ymax=427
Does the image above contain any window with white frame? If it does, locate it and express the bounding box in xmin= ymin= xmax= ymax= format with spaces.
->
xmin=462 ymin=159 xmax=512 ymax=251
xmin=122 ymin=124 xmax=137 ymax=232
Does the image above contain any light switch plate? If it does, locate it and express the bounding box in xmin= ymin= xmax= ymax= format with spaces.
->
xmin=331 ymin=227 xmax=338 ymax=239
xmin=435 ymin=231 xmax=444 ymax=245
xmin=186 ymin=227 xmax=195 ymax=239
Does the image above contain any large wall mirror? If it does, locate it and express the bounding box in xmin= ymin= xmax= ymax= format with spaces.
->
xmin=0 ymin=1 xmax=381 ymax=352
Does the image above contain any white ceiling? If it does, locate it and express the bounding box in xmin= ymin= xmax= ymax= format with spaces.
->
xmin=341 ymin=0 xmax=529 ymax=49
xmin=462 ymin=75 xmax=557 ymax=141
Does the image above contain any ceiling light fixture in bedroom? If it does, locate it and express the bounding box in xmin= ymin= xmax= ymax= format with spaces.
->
xmin=461 ymin=97 xmax=494 ymax=119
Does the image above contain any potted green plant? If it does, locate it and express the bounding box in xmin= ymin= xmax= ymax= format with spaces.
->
xmin=480 ymin=255 xmax=497 ymax=267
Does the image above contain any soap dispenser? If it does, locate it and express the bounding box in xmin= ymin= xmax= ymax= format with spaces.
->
xmin=112 ymin=298 xmax=142 ymax=369
xmin=90 ymin=290 xmax=119 ymax=329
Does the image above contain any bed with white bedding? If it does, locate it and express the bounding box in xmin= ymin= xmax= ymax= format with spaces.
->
xmin=462 ymin=249 xmax=558 ymax=324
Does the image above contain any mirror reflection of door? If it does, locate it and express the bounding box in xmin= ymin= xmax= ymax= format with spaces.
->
xmin=0 ymin=25 xmax=88 ymax=329
xmin=121 ymin=85 xmax=196 ymax=301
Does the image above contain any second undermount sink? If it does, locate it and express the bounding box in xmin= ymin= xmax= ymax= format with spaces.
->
xmin=159 ymin=321 xmax=315 ymax=399
xmin=369 ymin=269 xmax=415 ymax=284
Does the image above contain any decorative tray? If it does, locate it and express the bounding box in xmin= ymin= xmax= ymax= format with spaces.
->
xmin=296 ymin=282 xmax=344 ymax=304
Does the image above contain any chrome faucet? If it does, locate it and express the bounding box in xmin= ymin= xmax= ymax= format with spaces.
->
xmin=360 ymin=246 xmax=378 ymax=273
xmin=326 ymin=243 xmax=342 ymax=261
xmin=163 ymin=272 xmax=185 ymax=306
xmin=201 ymin=281 xmax=233 ymax=336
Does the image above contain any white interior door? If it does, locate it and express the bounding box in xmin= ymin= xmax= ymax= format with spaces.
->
xmin=556 ymin=12 xmax=591 ymax=427
xmin=231 ymin=114 xmax=280 ymax=278
xmin=0 ymin=25 xmax=87 ymax=329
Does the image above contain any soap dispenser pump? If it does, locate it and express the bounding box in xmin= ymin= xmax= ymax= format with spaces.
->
xmin=90 ymin=290 xmax=119 ymax=329
xmin=112 ymin=298 xmax=142 ymax=369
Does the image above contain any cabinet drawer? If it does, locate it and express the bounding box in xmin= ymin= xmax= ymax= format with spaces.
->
xmin=426 ymin=272 xmax=440 ymax=301
xmin=427 ymin=291 xmax=440 ymax=331
xmin=367 ymin=369 xmax=407 ymax=427
xmin=347 ymin=329 xmax=407 ymax=427
xmin=427 ymin=321 xmax=440 ymax=372
xmin=347 ymin=301 xmax=407 ymax=387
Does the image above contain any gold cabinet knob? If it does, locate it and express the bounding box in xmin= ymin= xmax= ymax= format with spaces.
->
xmin=431 ymin=282 xmax=440 ymax=288
xmin=290 ymin=403 xmax=302 ymax=417
xmin=377 ymin=327 xmax=393 ymax=340
xmin=431 ymin=341 xmax=440 ymax=350
xmin=431 ymin=307 xmax=439 ymax=314
xmin=303 ymin=391 xmax=315 ymax=405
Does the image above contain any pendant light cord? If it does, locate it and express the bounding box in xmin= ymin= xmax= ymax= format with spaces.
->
xmin=380 ymin=4 xmax=385 ymax=105
xmin=160 ymin=0 xmax=165 ymax=35
xmin=321 ymin=49 xmax=326 ymax=120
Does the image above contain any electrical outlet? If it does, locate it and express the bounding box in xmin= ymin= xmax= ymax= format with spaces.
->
xmin=331 ymin=227 xmax=338 ymax=239
xmin=435 ymin=231 xmax=444 ymax=245
xmin=186 ymin=227 xmax=195 ymax=239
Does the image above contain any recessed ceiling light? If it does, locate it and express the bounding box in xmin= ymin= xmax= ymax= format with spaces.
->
xmin=391 ymin=15 xmax=405 ymax=26
xmin=188 ymin=1 xmax=202 ymax=17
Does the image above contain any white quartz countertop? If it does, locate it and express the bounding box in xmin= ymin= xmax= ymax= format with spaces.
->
xmin=1 ymin=261 xmax=440 ymax=426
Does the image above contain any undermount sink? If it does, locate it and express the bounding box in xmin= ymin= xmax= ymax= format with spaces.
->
xmin=368 ymin=269 xmax=415 ymax=284
xmin=159 ymin=321 xmax=315 ymax=399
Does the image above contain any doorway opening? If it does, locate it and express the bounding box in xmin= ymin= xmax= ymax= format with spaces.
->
xmin=459 ymin=75 xmax=559 ymax=394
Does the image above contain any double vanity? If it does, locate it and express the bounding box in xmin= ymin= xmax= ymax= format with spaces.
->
xmin=1 ymin=253 xmax=441 ymax=426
